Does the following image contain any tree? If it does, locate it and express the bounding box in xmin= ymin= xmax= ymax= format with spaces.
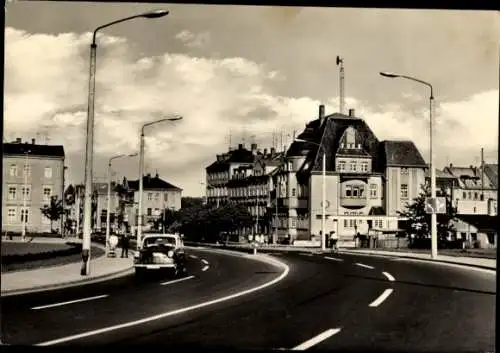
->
xmin=40 ymin=196 xmax=65 ymax=233
xmin=398 ymin=184 xmax=457 ymax=247
xmin=181 ymin=197 xmax=203 ymax=209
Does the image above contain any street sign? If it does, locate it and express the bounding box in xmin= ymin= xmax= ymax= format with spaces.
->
xmin=425 ymin=197 xmax=447 ymax=214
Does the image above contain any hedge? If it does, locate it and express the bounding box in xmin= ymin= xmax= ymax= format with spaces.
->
xmin=2 ymin=242 xmax=83 ymax=265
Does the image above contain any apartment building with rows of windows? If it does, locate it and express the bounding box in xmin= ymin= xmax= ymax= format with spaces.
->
xmin=121 ymin=173 xmax=182 ymax=228
xmin=272 ymin=106 xmax=427 ymax=244
xmin=2 ymin=138 xmax=65 ymax=233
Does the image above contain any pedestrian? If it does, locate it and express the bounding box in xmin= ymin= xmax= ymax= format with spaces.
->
xmin=121 ymin=231 xmax=130 ymax=258
xmin=329 ymin=231 xmax=339 ymax=253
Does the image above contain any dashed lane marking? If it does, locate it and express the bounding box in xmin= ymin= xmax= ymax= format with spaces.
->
xmin=382 ymin=271 xmax=395 ymax=282
xmin=324 ymin=256 xmax=343 ymax=262
xmin=35 ymin=259 xmax=290 ymax=346
xmin=355 ymin=262 xmax=375 ymax=270
xmin=160 ymin=275 xmax=195 ymax=286
xmin=369 ymin=289 xmax=394 ymax=307
xmin=201 ymin=259 xmax=209 ymax=265
xmin=31 ymin=295 xmax=109 ymax=310
xmin=202 ymin=265 xmax=209 ymax=272
xmin=292 ymin=328 xmax=342 ymax=350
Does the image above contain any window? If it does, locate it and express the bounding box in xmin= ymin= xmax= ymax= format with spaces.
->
xmin=361 ymin=162 xmax=368 ymax=172
xmin=338 ymin=161 xmax=346 ymax=171
xmin=344 ymin=219 xmax=348 ymax=228
xmin=401 ymin=168 xmax=409 ymax=175
xmin=463 ymin=192 xmax=467 ymax=199
xmin=349 ymin=219 xmax=356 ymax=228
xmin=9 ymin=165 xmax=18 ymax=177
xmin=345 ymin=185 xmax=352 ymax=197
xmin=8 ymin=186 xmax=17 ymax=200
xmin=291 ymin=218 xmax=297 ymax=228
xmin=352 ymin=187 xmax=359 ymax=197
xmin=369 ymin=184 xmax=377 ymax=198
xmin=474 ymin=192 xmax=478 ymax=200
xmin=147 ymin=208 xmax=152 ymax=216
xmin=349 ymin=161 xmax=356 ymax=171
xmin=22 ymin=186 xmax=31 ymax=199
xmin=7 ymin=208 xmax=16 ymax=223
xmin=292 ymin=188 xmax=296 ymax=197
xmin=468 ymin=192 xmax=472 ymax=199
xmin=473 ymin=207 xmax=477 ymax=213
xmin=43 ymin=186 xmax=52 ymax=201
xmin=24 ymin=164 xmax=32 ymax=177
xmin=43 ymin=166 xmax=52 ymax=178
xmin=401 ymin=184 xmax=408 ymax=199
xmin=155 ymin=193 xmax=160 ymax=201
xmin=148 ymin=193 xmax=152 ymax=201
xmin=164 ymin=193 xmax=169 ymax=202
xmin=20 ymin=208 xmax=29 ymax=223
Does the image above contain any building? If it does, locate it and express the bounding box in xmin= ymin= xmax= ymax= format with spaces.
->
xmin=123 ymin=173 xmax=182 ymax=227
xmin=2 ymin=138 xmax=65 ymax=233
xmin=426 ymin=164 xmax=498 ymax=216
xmin=451 ymin=215 xmax=497 ymax=248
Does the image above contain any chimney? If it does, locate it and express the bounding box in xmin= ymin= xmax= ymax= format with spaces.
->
xmin=15 ymin=137 xmax=22 ymax=143
xmin=349 ymin=108 xmax=355 ymax=117
xmin=238 ymin=143 xmax=244 ymax=150
xmin=31 ymin=138 xmax=36 ymax=144
xmin=216 ymin=154 xmax=223 ymax=162
xmin=318 ymin=104 xmax=325 ymax=124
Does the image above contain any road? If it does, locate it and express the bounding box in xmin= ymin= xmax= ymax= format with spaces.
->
xmin=1 ymin=248 xmax=495 ymax=351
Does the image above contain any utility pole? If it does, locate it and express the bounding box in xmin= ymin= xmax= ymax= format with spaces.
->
xmin=336 ymin=55 xmax=345 ymax=114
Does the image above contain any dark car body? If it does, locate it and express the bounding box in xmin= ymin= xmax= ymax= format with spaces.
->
xmin=134 ymin=233 xmax=186 ymax=277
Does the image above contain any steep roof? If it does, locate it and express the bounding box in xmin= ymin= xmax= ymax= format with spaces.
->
xmin=424 ymin=168 xmax=457 ymax=179
xmin=206 ymin=145 xmax=255 ymax=173
xmin=3 ymin=142 xmax=65 ymax=158
xmin=483 ymin=164 xmax=498 ymax=189
xmin=290 ymin=113 xmax=384 ymax=176
xmin=127 ymin=174 xmax=182 ymax=191
xmin=380 ymin=140 xmax=426 ymax=167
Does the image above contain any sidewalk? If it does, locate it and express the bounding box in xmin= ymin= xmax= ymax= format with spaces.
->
xmin=1 ymin=246 xmax=134 ymax=296
xmin=338 ymin=249 xmax=497 ymax=270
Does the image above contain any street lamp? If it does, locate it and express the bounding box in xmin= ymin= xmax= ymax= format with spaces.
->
xmin=106 ymin=153 xmax=137 ymax=256
xmin=295 ymin=138 xmax=327 ymax=251
xmin=81 ymin=9 xmax=169 ymax=276
xmin=379 ymin=71 xmax=437 ymax=259
xmin=137 ymin=116 xmax=183 ymax=248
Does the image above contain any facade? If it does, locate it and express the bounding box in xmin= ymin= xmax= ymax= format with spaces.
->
xmin=123 ymin=173 xmax=183 ymax=227
xmin=278 ymin=106 xmax=427 ymax=243
xmin=426 ymin=164 xmax=498 ymax=216
xmin=2 ymin=138 xmax=65 ymax=233
xmin=451 ymin=215 xmax=497 ymax=248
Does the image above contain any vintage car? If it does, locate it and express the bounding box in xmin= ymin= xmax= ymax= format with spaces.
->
xmin=133 ymin=233 xmax=186 ymax=277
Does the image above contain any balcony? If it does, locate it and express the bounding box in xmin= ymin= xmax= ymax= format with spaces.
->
xmin=340 ymin=196 xmax=367 ymax=208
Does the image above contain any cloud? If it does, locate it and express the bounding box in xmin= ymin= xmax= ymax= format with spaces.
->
xmin=175 ymin=29 xmax=211 ymax=49
xmin=4 ymin=26 xmax=498 ymax=196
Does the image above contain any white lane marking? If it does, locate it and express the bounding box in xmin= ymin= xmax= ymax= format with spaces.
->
xmin=382 ymin=271 xmax=395 ymax=282
xmin=188 ymin=255 xmax=198 ymax=259
xmin=355 ymin=262 xmax=375 ymax=270
xmin=369 ymin=289 xmax=394 ymax=307
xmin=292 ymin=328 xmax=342 ymax=350
xmin=36 ymin=260 xmax=290 ymax=346
xmin=324 ymin=256 xmax=343 ymax=262
xmin=31 ymin=295 xmax=109 ymax=310
xmin=160 ymin=275 xmax=195 ymax=286
xmin=202 ymin=265 xmax=209 ymax=272
xmin=201 ymin=259 xmax=209 ymax=265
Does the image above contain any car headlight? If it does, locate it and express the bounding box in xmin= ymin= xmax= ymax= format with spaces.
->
xmin=167 ymin=250 xmax=174 ymax=258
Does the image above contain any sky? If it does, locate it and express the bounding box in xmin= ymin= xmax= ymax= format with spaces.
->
xmin=4 ymin=3 xmax=499 ymax=196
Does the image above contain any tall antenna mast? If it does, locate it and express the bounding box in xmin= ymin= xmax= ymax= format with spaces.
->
xmin=336 ymin=55 xmax=345 ymax=114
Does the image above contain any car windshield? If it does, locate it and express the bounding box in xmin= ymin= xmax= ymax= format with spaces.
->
xmin=143 ymin=236 xmax=176 ymax=248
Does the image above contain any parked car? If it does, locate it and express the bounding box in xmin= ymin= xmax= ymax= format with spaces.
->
xmin=133 ymin=233 xmax=186 ymax=278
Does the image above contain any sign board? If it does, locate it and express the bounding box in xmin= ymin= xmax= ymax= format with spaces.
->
xmin=425 ymin=197 xmax=447 ymax=214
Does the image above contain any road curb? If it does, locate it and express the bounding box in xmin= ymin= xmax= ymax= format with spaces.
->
xmin=339 ymin=250 xmax=496 ymax=271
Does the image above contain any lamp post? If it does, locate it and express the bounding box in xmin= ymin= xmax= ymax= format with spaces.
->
xmin=106 ymin=153 xmax=137 ymax=256
xmin=294 ymin=138 xmax=327 ymax=251
xmin=81 ymin=9 xmax=169 ymax=276
xmin=137 ymin=116 xmax=183 ymax=249
xmin=21 ymin=150 xmax=31 ymax=242
xmin=379 ymin=71 xmax=437 ymax=259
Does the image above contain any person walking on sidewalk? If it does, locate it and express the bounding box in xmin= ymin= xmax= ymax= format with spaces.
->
xmin=329 ymin=231 xmax=339 ymax=253
xmin=121 ymin=231 xmax=130 ymax=258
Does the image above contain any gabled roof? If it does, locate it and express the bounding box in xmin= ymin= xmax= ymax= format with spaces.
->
xmin=380 ymin=140 xmax=426 ymax=167
xmin=127 ymin=174 xmax=182 ymax=191
xmin=206 ymin=145 xmax=255 ymax=173
xmin=3 ymin=142 xmax=65 ymax=158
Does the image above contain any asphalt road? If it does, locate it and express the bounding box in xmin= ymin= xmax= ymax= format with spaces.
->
xmin=1 ymin=248 xmax=495 ymax=352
